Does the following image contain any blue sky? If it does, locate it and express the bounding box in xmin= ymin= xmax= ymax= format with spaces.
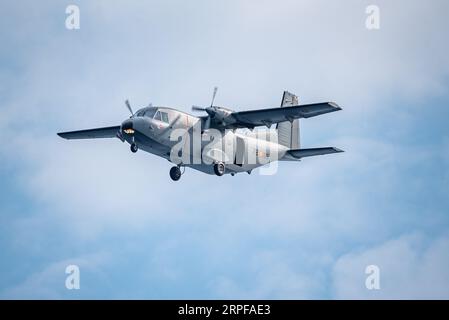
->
xmin=1 ymin=0 xmax=449 ymax=299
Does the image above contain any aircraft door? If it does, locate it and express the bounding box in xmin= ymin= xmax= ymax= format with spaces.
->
xmin=234 ymin=136 xmax=246 ymax=167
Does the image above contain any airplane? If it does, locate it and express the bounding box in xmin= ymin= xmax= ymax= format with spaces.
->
xmin=57 ymin=89 xmax=343 ymax=181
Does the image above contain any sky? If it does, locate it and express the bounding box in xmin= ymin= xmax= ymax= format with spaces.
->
xmin=1 ymin=0 xmax=449 ymax=299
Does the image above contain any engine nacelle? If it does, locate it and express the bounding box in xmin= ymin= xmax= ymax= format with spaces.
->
xmin=207 ymin=106 xmax=235 ymax=126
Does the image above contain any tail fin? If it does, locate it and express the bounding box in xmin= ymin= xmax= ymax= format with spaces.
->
xmin=276 ymin=91 xmax=300 ymax=149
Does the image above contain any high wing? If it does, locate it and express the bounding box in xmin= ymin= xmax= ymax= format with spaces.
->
xmin=228 ymin=102 xmax=341 ymax=129
xmin=57 ymin=126 xmax=120 ymax=140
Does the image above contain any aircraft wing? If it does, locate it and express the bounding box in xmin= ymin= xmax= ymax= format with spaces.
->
xmin=57 ymin=125 xmax=121 ymax=140
xmin=229 ymin=102 xmax=341 ymax=128
xmin=287 ymin=147 xmax=344 ymax=159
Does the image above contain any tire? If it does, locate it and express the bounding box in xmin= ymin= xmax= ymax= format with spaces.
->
xmin=130 ymin=143 xmax=138 ymax=153
xmin=213 ymin=162 xmax=225 ymax=176
xmin=169 ymin=166 xmax=181 ymax=181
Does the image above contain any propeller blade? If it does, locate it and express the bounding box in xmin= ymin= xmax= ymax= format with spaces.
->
xmin=125 ymin=99 xmax=134 ymax=116
xmin=192 ymin=105 xmax=207 ymax=112
xmin=210 ymin=86 xmax=218 ymax=107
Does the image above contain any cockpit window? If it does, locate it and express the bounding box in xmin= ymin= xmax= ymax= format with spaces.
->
xmin=154 ymin=110 xmax=162 ymax=121
xmin=144 ymin=109 xmax=156 ymax=118
xmin=136 ymin=109 xmax=145 ymax=117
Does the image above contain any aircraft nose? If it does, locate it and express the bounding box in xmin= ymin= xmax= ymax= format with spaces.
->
xmin=122 ymin=119 xmax=133 ymax=130
xmin=121 ymin=119 xmax=134 ymax=135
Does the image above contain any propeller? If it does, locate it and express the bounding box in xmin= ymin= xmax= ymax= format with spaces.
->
xmin=125 ymin=99 xmax=134 ymax=116
xmin=191 ymin=87 xmax=219 ymax=130
xmin=191 ymin=87 xmax=218 ymax=112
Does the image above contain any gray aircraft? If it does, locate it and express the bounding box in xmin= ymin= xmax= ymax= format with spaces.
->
xmin=58 ymin=90 xmax=343 ymax=181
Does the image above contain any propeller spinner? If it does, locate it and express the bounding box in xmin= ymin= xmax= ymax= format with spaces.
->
xmin=191 ymin=87 xmax=235 ymax=129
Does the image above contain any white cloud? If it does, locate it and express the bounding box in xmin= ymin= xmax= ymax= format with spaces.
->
xmin=0 ymin=252 xmax=110 ymax=299
xmin=332 ymin=232 xmax=449 ymax=299
xmin=210 ymin=250 xmax=327 ymax=299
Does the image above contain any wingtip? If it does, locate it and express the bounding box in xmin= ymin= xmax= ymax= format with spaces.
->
xmin=329 ymin=102 xmax=342 ymax=111
xmin=333 ymin=147 xmax=344 ymax=153
xmin=57 ymin=132 xmax=68 ymax=139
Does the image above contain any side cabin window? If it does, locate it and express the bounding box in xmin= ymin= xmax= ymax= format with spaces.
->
xmin=161 ymin=112 xmax=169 ymax=123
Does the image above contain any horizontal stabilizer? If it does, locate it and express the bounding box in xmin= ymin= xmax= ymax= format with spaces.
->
xmin=287 ymin=147 xmax=343 ymax=159
xmin=57 ymin=126 xmax=120 ymax=140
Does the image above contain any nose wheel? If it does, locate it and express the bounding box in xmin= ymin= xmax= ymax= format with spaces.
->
xmin=169 ymin=166 xmax=182 ymax=181
xmin=130 ymin=143 xmax=138 ymax=153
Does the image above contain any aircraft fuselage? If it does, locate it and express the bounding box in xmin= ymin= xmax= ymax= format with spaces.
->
xmin=120 ymin=106 xmax=288 ymax=175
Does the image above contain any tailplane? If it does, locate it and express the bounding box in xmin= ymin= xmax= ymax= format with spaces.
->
xmin=287 ymin=147 xmax=343 ymax=159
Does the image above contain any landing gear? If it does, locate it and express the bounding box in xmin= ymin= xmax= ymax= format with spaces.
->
xmin=213 ymin=162 xmax=225 ymax=176
xmin=130 ymin=143 xmax=138 ymax=153
xmin=169 ymin=166 xmax=182 ymax=181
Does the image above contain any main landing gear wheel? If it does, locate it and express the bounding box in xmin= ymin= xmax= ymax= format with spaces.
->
xmin=214 ymin=162 xmax=225 ymax=176
xmin=169 ymin=166 xmax=182 ymax=181
xmin=130 ymin=143 xmax=138 ymax=153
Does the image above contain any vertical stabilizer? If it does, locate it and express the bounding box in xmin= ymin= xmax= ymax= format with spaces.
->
xmin=276 ymin=91 xmax=300 ymax=149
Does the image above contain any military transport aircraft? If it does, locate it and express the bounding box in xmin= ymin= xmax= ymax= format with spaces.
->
xmin=58 ymin=89 xmax=343 ymax=181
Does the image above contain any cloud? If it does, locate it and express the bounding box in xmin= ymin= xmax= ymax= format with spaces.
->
xmin=0 ymin=252 xmax=110 ymax=299
xmin=210 ymin=250 xmax=327 ymax=299
xmin=332 ymin=232 xmax=449 ymax=299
